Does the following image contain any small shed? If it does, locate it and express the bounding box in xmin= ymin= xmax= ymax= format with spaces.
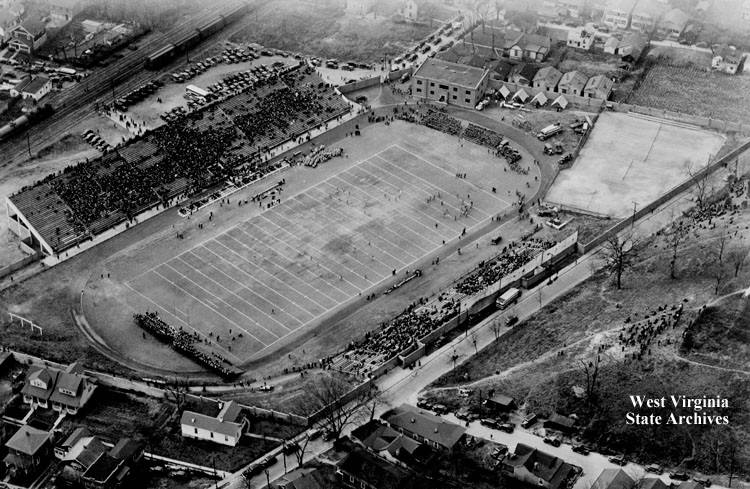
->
xmin=513 ymin=88 xmax=529 ymax=103
xmin=484 ymin=394 xmax=517 ymax=412
xmin=531 ymin=92 xmax=548 ymax=106
xmin=551 ymin=95 xmax=569 ymax=110
xmin=544 ymin=413 xmax=576 ymax=433
xmin=498 ymin=85 xmax=511 ymax=99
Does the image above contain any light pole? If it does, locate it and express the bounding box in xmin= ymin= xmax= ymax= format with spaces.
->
xmin=631 ymin=201 xmax=638 ymax=227
xmin=80 ymin=289 xmax=84 ymax=311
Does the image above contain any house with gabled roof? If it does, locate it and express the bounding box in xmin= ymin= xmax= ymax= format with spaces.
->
xmin=8 ymin=16 xmax=46 ymax=53
xmin=509 ymin=63 xmax=539 ymax=86
xmin=21 ymin=361 xmax=96 ymax=414
xmin=533 ymin=66 xmax=562 ymax=92
xmin=502 ymin=443 xmax=575 ymax=489
xmin=558 ymin=70 xmax=588 ymax=96
xmin=617 ymin=31 xmax=646 ymax=63
xmin=660 ymin=8 xmax=690 ymax=38
xmin=712 ymin=44 xmax=745 ymax=75
xmin=583 ymin=75 xmax=613 ymax=99
xmin=352 ymin=421 xmax=436 ymax=468
xmin=383 ymin=404 xmax=466 ymax=452
xmin=592 ymin=469 xmax=635 ymax=489
xmin=181 ymin=400 xmax=248 ymax=447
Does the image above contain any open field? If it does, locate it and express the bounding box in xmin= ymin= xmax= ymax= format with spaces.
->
xmin=81 ymin=120 xmax=532 ymax=371
xmin=628 ymin=64 xmax=750 ymax=123
xmin=546 ymin=112 xmax=726 ymax=217
xmin=228 ymin=0 xmax=438 ymax=63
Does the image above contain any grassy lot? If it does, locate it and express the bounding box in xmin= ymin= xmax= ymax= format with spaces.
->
xmin=423 ymin=172 xmax=750 ymax=477
xmin=230 ymin=0 xmax=435 ymax=62
xmin=682 ymin=293 xmax=750 ymax=371
xmin=628 ymin=64 xmax=750 ymax=123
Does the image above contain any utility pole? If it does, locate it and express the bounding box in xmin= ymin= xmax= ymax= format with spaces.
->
xmin=631 ymin=201 xmax=638 ymax=227
xmin=26 ymin=130 xmax=31 ymax=158
xmin=212 ymin=455 xmax=218 ymax=489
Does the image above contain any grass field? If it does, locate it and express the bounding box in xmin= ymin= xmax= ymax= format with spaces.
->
xmin=629 ymin=64 xmax=750 ymax=123
xmin=79 ymin=121 xmax=533 ymax=372
xmin=546 ymin=112 xmax=726 ymax=217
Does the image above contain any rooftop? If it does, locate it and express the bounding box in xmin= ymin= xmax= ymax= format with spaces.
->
xmin=413 ymin=58 xmax=488 ymax=89
xmin=592 ymin=469 xmax=634 ymax=489
xmin=384 ymin=404 xmax=466 ymax=449
xmin=181 ymin=409 xmax=244 ymax=437
xmin=6 ymin=425 xmax=51 ymax=456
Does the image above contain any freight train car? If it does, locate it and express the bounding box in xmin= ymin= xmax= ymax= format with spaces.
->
xmin=0 ymin=104 xmax=55 ymax=142
xmin=197 ymin=16 xmax=224 ymax=38
xmin=145 ymin=43 xmax=176 ymax=70
xmin=220 ymin=3 xmax=247 ymax=24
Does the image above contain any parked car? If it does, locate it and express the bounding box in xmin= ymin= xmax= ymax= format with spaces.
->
xmin=480 ymin=418 xmax=500 ymax=429
xmin=323 ymin=431 xmax=336 ymax=441
xmin=506 ymin=315 xmax=519 ymax=326
xmin=693 ymin=477 xmax=711 ymax=487
xmin=571 ymin=444 xmax=590 ymax=455
xmin=283 ymin=443 xmax=300 ymax=455
xmin=645 ymin=464 xmax=663 ymax=474
xmin=608 ymin=454 xmax=627 ymax=466
xmin=544 ymin=435 xmax=562 ymax=447
xmin=307 ymin=428 xmax=323 ymax=440
xmin=498 ymin=423 xmax=515 ymax=433
xmin=521 ymin=413 xmax=537 ymax=428
xmin=670 ymin=472 xmax=690 ymax=481
xmin=261 ymin=456 xmax=277 ymax=468
xmin=455 ymin=408 xmax=471 ymax=421
xmin=432 ymin=404 xmax=448 ymax=414
xmin=416 ymin=399 xmax=433 ymax=410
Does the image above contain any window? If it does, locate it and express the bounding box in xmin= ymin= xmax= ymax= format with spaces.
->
xmin=225 ymin=436 xmax=229 ymax=441
xmin=430 ymin=90 xmax=434 ymax=95
xmin=194 ymin=428 xmax=198 ymax=434
xmin=416 ymin=88 xmax=422 ymax=93
xmin=349 ymin=474 xmax=355 ymax=483
xmin=465 ymin=98 xmax=470 ymax=103
xmin=210 ymin=432 xmax=213 ymax=438
xmin=439 ymin=84 xmax=448 ymax=89
xmin=453 ymin=87 xmax=457 ymax=91
xmin=465 ymin=90 xmax=470 ymax=95
xmin=416 ymin=79 xmax=423 ymax=85
xmin=452 ymin=95 xmax=457 ymax=100
xmin=430 ymin=82 xmax=435 ymax=87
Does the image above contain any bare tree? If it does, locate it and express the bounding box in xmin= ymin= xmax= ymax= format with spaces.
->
xmin=579 ymin=353 xmax=606 ymax=413
xmin=666 ymin=220 xmax=688 ymax=279
xmin=686 ymin=160 xmax=712 ymax=210
xmin=470 ymin=331 xmax=478 ymax=354
xmin=600 ymin=232 xmax=641 ymax=289
xmin=419 ymin=1 xmax=439 ymax=27
xmin=715 ymin=225 xmax=731 ymax=263
xmin=491 ymin=318 xmax=502 ymax=339
xmin=163 ymin=377 xmax=189 ymax=411
xmin=710 ymin=259 xmax=729 ymax=295
xmin=727 ymin=243 xmax=750 ymax=277
xmin=296 ymin=373 xmax=376 ymax=442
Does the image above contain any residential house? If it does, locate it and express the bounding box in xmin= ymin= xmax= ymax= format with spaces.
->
xmin=0 ymin=1 xmax=23 ymax=41
xmin=351 ymin=421 xmax=436 ymax=468
xmin=681 ymin=24 xmax=698 ymax=45
xmin=559 ymin=0 xmax=584 ymax=18
xmin=344 ymin=0 xmax=373 ymax=15
xmin=639 ymin=478 xmax=670 ymax=489
xmin=509 ymin=63 xmax=539 ymax=86
xmin=57 ymin=434 xmax=108 ymax=487
xmin=603 ymin=36 xmax=620 ymax=54
xmin=271 ymin=467 xmax=328 ymax=489
xmin=592 ymin=469 xmax=635 ymax=489
xmin=583 ymin=74 xmax=614 ymax=99
xmin=3 ymin=425 xmax=53 ymax=477
xmin=383 ymin=404 xmax=466 ymax=452
xmin=488 ymin=59 xmax=514 ymax=82
xmin=81 ymin=19 xmax=103 ymax=33
xmin=337 ymin=448 xmax=413 ymax=489
xmin=602 ymin=0 xmax=637 ymax=29
xmin=21 ymin=362 xmax=96 ymax=414
xmin=502 ymin=443 xmax=575 ymax=489
xmin=743 ymin=0 xmax=750 ymax=21
xmin=712 ymin=44 xmax=745 ymax=74
xmin=58 ymin=437 xmax=142 ymax=489
xmin=678 ymin=482 xmax=705 ymax=489
xmin=8 ymin=18 xmax=47 ymax=53
xmin=543 ymin=413 xmax=578 ymax=433
xmin=660 ymin=8 xmax=690 ymax=38
xmin=181 ymin=400 xmax=248 ymax=447
xmin=567 ymin=27 xmax=594 ymax=50
xmin=483 ymin=393 xmax=517 ymax=412
xmin=55 ymin=427 xmax=92 ymax=459
xmin=630 ymin=0 xmax=666 ymax=33
xmin=557 ymin=70 xmax=588 ymax=96
xmin=617 ymin=31 xmax=646 ymax=62
xmin=467 ymin=25 xmax=550 ymax=62
xmin=509 ymin=33 xmax=551 ymax=62
xmin=403 ymin=0 xmax=418 ymax=21
xmin=25 ymin=0 xmax=83 ymax=21
xmin=412 ymin=58 xmax=490 ymax=108
xmin=532 ymin=66 xmax=562 ymax=92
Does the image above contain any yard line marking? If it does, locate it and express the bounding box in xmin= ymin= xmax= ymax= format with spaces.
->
xmin=329 ymin=170 xmax=454 ymax=240
xmin=208 ymin=236 xmax=336 ymax=311
xmin=368 ymin=155 xmax=489 ymax=221
xmin=306 ymin=184 xmax=431 ymax=257
xmin=126 ymin=280 xmax=264 ymax=355
xmin=175 ymin=255 xmax=298 ymax=331
xmin=317 ymin=179 xmax=436 ymax=253
xmin=231 ymin=223 xmax=347 ymax=305
xmin=256 ymin=213 xmax=374 ymax=289
xmin=153 ymin=267 xmax=279 ymax=341
xmin=300 ymin=189 xmax=419 ymax=265
xmin=187 ymin=245 xmax=326 ymax=317
xmin=392 ymin=144 xmax=511 ymax=206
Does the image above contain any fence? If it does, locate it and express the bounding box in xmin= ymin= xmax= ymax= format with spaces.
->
xmin=0 ymin=250 xmax=43 ymax=280
xmin=337 ymin=76 xmax=381 ymax=94
xmin=605 ymin=102 xmax=750 ymax=135
xmin=579 ymin=139 xmax=750 ymax=254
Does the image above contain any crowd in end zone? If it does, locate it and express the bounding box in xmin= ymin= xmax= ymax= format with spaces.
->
xmin=9 ymin=64 xmax=351 ymax=256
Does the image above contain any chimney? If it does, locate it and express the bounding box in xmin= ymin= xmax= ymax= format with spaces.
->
xmin=534 ymin=462 xmax=538 ymax=472
xmin=191 ymin=418 xmax=195 ymax=423
xmin=434 ymin=427 xmax=438 ymax=433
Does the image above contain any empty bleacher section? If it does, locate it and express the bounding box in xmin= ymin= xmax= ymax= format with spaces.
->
xmin=7 ymin=64 xmax=351 ymax=257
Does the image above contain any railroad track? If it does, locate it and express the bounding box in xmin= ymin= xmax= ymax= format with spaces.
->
xmin=0 ymin=1 xmax=255 ymax=170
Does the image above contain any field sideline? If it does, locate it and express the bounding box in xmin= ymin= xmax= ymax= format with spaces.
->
xmin=82 ymin=122 xmax=536 ymax=370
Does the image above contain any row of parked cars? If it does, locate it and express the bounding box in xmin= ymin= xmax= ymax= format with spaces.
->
xmin=114 ymin=79 xmax=163 ymax=112
xmin=80 ymin=129 xmax=113 ymax=152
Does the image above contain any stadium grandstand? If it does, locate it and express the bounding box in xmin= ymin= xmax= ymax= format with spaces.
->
xmin=5 ymin=64 xmax=351 ymax=258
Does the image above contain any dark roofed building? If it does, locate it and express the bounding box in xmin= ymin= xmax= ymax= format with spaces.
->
xmin=337 ymin=448 xmax=413 ymax=489
xmin=639 ymin=478 xmax=669 ymax=489
xmin=502 ymin=443 xmax=575 ymax=489
xmin=484 ymin=394 xmax=517 ymax=412
xmin=3 ymin=425 xmax=52 ymax=477
xmin=271 ymin=467 xmax=328 ymax=489
xmin=509 ymin=63 xmax=539 ymax=86
xmin=383 ymin=404 xmax=466 ymax=451
xmin=352 ymin=421 xmax=436 ymax=467
xmin=412 ymin=58 xmax=490 ymax=109
xmin=544 ymin=413 xmax=576 ymax=433
xmin=592 ymin=469 xmax=634 ymax=489
xmin=8 ymin=17 xmax=47 ymax=53
xmin=558 ymin=70 xmax=588 ymax=96
xmin=21 ymin=361 xmax=96 ymax=414
xmin=488 ymin=60 xmax=514 ymax=82
xmin=533 ymin=66 xmax=563 ymax=92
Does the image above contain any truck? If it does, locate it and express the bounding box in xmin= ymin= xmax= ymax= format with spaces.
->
xmin=543 ymin=142 xmax=564 ymax=155
xmin=496 ymin=287 xmax=521 ymax=309
xmin=537 ymin=123 xmax=563 ymax=140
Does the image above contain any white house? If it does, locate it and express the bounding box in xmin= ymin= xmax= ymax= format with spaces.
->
xmin=403 ymin=0 xmax=418 ymax=21
xmin=602 ymin=0 xmax=637 ymax=29
xmin=712 ymin=45 xmax=745 ymax=75
xmin=567 ymin=27 xmax=594 ymax=50
xmin=181 ymin=400 xmax=248 ymax=447
xmin=20 ymin=362 xmax=96 ymax=414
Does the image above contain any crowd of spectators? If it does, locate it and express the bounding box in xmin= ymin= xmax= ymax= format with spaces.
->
xmin=455 ymin=238 xmax=555 ymax=296
xmin=463 ymin=123 xmax=504 ymax=148
xmin=615 ymin=304 xmax=683 ymax=359
xmin=134 ymin=312 xmax=239 ymax=378
xmin=422 ymin=109 xmax=463 ymax=136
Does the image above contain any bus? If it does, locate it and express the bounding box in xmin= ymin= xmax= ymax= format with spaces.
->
xmin=496 ymin=287 xmax=521 ymax=309
xmin=536 ymin=123 xmax=563 ymax=140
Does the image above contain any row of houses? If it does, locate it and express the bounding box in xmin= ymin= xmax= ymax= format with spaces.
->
xmin=601 ymin=0 xmax=691 ymax=38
